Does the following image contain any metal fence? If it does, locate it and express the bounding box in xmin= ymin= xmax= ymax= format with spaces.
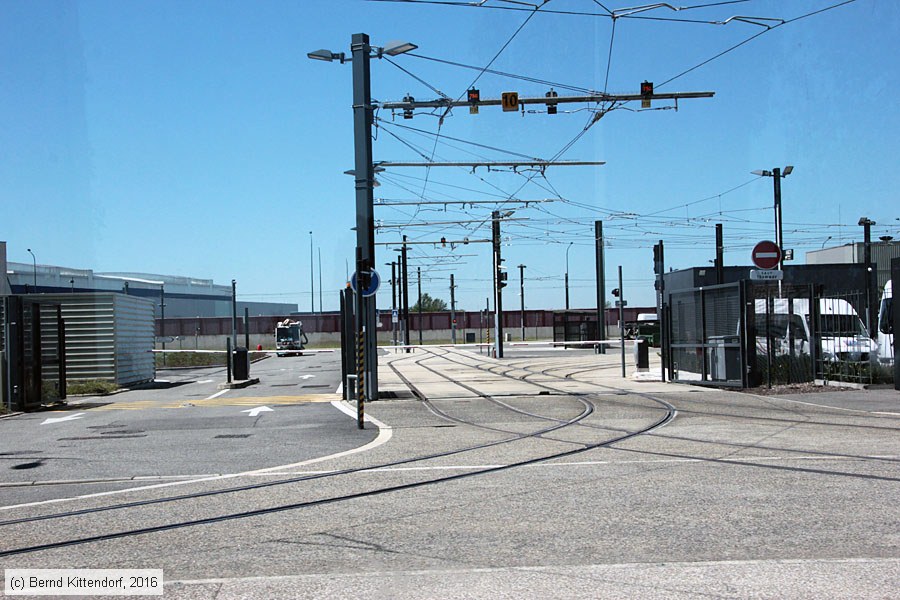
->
xmin=666 ymin=281 xmax=886 ymax=388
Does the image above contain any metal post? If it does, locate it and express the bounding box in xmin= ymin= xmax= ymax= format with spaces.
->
xmin=715 ymin=223 xmax=724 ymax=285
xmin=226 ymin=337 xmax=232 ymax=384
xmin=595 ymin=221 xmax=606 ymax=352
xmin=618 ymin=265 xmax=625 ymax=378
xmin=309 ymin=231 xmax=315 ymax=313
xmin=565 ymin=241 xmax=573 ymax=310
xmin=402 ymin=236 xmax=410 ymax=351
xmin=160 ymin=285 xmax=166 ymax=367
xmin=417 ymin=267 xmax=423 ymax=347
xmin=244 ymin=307 xmax=250 ymax=350
xmin=318 ymin=248 xmax=323 ymax=314
xmin=656 ymin=240 xmax=666 ymax=382
xmin=450 ymin=273 xmax=457 ymax=344
xmin=355 ymin=246 xmax=367 ymax=407
xmin=339 ymin=289 xmax=348 ymax=400
xmin=518 ymin=264 xmax=526 ymax=341
xmin=351 ymin=33 xmax=378 ymax=399
xmin=492 ymin=211 xmax=505 ymax=359
xmin=773 ymin=167 xmax=783 ymax=271
xmin=57 ymin=306 xmax=66 ymax=400
xmin=391 ymin=261 xmax=397 ymax=346
xmin=860 ymin=217 xmax=876 ymax=337
xmin=231 ymin=279 xmax=237 ymax=350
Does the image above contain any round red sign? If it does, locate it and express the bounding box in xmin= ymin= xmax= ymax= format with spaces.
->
xmin=751 ymin=240 xmax=781 ymax=270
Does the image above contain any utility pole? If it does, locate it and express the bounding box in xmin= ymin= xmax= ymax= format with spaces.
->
xmin=160 ymin=284 xmax=166 ymax=367
xmin=450 ymin=273 xmax=457 ymax=344
xmin=309 ymin=231 xmax=315 ymax=313
xmin=417 ymin=266 xmax=423 ymax=347
xmin=618 ymin=266 xmax=625 ymax=378
xmin=231 ymin=279 xmax=237 ymax=349
xmin=654 ymin=240 xmax=666 ymax=381
xmin=390 ymin=261 xmax=397 ymax=346
xmin=402 ymin=236 xmax=410 ymax=350
xmin=595 ymin=221 xmax=606 ymax=352
xmin=318 ymin=248 xmax=323 ymax=313
xmin=492 ymin=210 xmax=507 ymax=358
xmin=715 ymin=223 xmax=724 ymax=285
xmin=860 ymin=217 xmax=876 ymax=336
xmin=518 ymin=264 xmax=526 ymax=341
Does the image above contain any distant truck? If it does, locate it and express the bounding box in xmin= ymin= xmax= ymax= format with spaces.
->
xmin=877 ymin=280 xmax=894 ymax=366
xmin=275 ymin=319 xmax=308 ymax=356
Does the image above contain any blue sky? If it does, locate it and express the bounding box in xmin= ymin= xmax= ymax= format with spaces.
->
xmin=2 ymin=0 xmax=898 ymax=311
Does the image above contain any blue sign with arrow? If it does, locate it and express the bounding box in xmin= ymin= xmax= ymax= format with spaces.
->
xmin=350 ymin=269 xmax=380 ymax=297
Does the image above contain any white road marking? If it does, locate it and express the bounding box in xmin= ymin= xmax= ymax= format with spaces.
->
xmin=299 ymin=374 xmax=315 ymax=380
xmin=40 ymin=413 xmax=85 ymax=425
xmin=197 ymin=379 xmax=213 ymax=384
xmin=205 ymin=389 xmax=229 ymax=400
xmin=241 ymin=406 xmax=274 ymax=417
xmin=0 ymin=399 xmax=393 ymax=511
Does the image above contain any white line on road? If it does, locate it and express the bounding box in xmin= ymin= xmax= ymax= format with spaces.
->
xmin=0 ymin=398 xmax=392 ymax=511
xmin=205 ymin=389 xmax=229 ymax=400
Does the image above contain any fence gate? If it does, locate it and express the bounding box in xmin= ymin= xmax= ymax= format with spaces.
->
xmin=667 ymin=282 xmax=744 ymax=387
xmin=2 ymin=296 xmax=66 ymax=411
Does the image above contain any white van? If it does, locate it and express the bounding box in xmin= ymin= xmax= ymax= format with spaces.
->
xmin=877 ymin=280 xmax=894 ymax=365
xmin=751 ymin=297 xmax=877 ymax=362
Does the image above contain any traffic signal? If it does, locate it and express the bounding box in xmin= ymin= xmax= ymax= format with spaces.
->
xmin=403 ymin=94 xmax=415 ymax=119
xmin=545 ymin=89 xmax=558 ymax=115
xmin=441 ymin=236 xmax=447 ymax=247
xmin=640 ymin=81 xmax=653 ymax=109
xmin=611 ymin=288 xmax=620 ymax=297
xmin=467 ymin=88 xmax=480 ymax=103
xmin=498 ymin=270 xmax=508 ymax=289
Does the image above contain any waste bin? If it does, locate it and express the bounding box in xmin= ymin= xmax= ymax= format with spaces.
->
xmin=465 ymin=332 xmax=476 ymax=344
xmin=233 ymin=347 xmax=250 ymax=380
xmin=634 ymin=337 xmax=649 ymax=371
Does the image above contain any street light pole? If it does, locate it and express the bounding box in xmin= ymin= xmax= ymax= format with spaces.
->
xmin=859 ymin=217 xmax=877 ymax=336
xmin=565 ymin=242 xmax=573 ymax=310
xmin=752 ymin=166 xmax=793 ymax=270
xmin=26 ymin=248 xmax=36 ymax=290
xmin=308 ymin=34 xmax=417 ymax=400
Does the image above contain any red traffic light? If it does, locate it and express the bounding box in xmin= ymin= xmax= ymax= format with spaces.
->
xmin=640 ymin=81 xmax=653 ymax=97
xmin=467 ymin=88 xmax=480 ymax=103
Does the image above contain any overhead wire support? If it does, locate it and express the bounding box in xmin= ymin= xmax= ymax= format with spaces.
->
xmin=376 ymin=199 xmax=556 ymax=207
xmin=379 ymin=90 xmax=714 ymax=111
xmin=378 ymin=160 xmax=606 ymax=168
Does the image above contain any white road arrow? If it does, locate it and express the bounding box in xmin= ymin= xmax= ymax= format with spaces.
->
xmin=241 ymin=406 xmax=274 ymax=417
xmin=41 ymin=413 xmax=85 ymax=425
xmin=298 ymin=375 xmax=316 ymax=380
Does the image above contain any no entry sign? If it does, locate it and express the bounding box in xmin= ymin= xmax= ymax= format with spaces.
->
xmin=751 ymin=240 xmax=781 ymax=270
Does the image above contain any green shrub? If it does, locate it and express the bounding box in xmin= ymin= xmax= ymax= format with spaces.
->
xmin=67 ymin=380 xmax=119 ymax=396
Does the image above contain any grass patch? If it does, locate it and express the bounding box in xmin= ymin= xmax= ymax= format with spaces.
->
xmin=67 ymin=380 xmax=119 ymax=396
xmin=156 ymin=352 xmax=267 ymax=368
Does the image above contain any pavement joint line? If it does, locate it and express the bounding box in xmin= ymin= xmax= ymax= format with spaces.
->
xmin=0 ymin=475 xmax=223 ymax=488
xmin=0 ymin=400 xmax=392 ymax=512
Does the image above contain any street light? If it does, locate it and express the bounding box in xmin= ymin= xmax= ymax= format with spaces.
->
xmin=565 ymin=242 xmax=574 ymax=310
xmin=751 ymin=165 xmax=794 ymax=270
xmin=518 ymin=264 xmax=526 ymax=341
xmin=26 ymin=248 xmax=36 ymax=290
xmin=308 ymin=34 xmax=417 ymax=404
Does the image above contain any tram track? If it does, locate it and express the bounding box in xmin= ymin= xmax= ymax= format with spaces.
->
xmin=0 ymin=347 xmax=675 ymax=558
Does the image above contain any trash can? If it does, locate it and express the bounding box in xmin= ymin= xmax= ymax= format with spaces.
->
xmin=634 ymin=337 xmax=649 ymax=371
xmin=233 ymin=347 xmax=250 ymax=380
xmin=465 ymin=332 xmax=476 ymax=344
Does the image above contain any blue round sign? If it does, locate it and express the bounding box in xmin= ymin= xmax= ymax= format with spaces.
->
xmin=350 ymin=269 xmax=380 ymax=297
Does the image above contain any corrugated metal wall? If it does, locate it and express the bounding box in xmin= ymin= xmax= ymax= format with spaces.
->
xmin=114 ymin=294 xmax=156 ymax=385
xmin=21 ymin=294 xmax=155 ymax=386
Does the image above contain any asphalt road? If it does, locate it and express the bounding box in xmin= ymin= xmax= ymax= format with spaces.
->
xmin=0 ymin=351 xmax=376 ymax=505
xmin=0 ymin=348 xmax=898 ymax=599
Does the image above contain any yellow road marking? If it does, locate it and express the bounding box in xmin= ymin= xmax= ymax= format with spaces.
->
xmin=91 ymin=394 xmax=340 ymax=410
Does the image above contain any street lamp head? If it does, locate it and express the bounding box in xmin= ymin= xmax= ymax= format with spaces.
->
xmin=307 ymin=49 xmax=349 ymax=64
xmin=858 ymin=217 xmax=876 ymax=226
xmin=382 ymin=40 xmax=418 ymax=56
xmin=782 ymin=165 xmax=794 ymax=176
xmin=751 ymin=169 xmax=771 ymax=177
